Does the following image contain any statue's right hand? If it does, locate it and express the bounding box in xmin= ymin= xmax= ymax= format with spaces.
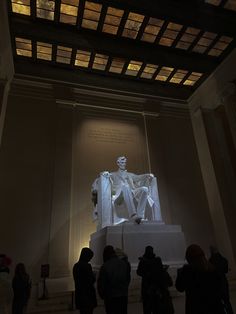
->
xmin=100 ymin=171 xmax=110 ymax=177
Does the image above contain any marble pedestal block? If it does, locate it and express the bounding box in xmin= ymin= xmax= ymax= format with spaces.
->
xmin=89 ymin=222 xmax=186 ymax=269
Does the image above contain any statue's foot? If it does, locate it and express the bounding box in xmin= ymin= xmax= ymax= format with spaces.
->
xmin=134 ymin=217 xmax=142 ymax=224
xmin=130 ymin=214 xmax=142 ymax=224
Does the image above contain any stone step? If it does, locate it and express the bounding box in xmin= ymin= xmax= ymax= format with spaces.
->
xmin=27 ymin=279 xmax=236 ymax=314
xmin=28 ymin=291 xmax=73 ymax=313
xmin=28 ymin=302 xmax=71 ymax=314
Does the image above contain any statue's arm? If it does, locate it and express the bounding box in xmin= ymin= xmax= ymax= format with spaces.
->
xmin=132 ymin=173 xmax=155 ymax=186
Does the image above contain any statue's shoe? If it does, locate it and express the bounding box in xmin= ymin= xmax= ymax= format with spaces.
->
xmin=130 ymin=213 xmax=143 ymax=224
xmin=134 ymin=216 xmax=142 ymax=224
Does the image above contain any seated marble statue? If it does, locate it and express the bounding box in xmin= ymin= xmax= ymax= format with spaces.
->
xmin=92 ymin=156 xmax=162 ymax=229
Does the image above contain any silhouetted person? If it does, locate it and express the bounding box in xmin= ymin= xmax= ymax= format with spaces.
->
xmin=0 ymin=254 xmax=12 ymax=314
xmin=97 ymin=245 xmax=130 ymax=314
xmin=137 ymin=246 xmax=174 ymax=314
xmin=73 ymin=248 xmax=97 ymax=314
xmin=209 ymin=245 xmax=234 ymax=314
xmin=12 ymin=263 xmax=31 ymax=314
xmin=176 ymin=244 xmax=227 ymax=314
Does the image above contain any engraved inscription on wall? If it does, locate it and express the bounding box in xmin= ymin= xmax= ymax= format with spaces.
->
xmin=88 ymin=127 xmax=135 ymax=144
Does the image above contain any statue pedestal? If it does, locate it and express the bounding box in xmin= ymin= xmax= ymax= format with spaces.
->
xmin=89 ymin=221 xmax=186 ymax=269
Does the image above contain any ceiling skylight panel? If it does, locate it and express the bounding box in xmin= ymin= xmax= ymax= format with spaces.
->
xmin=15 ymin=37 xmax=32 ymax=57
xmin=140 ymin=64 xmax=158 ymax=79
xmin=155 ymin=66 xmax=174 ymax=81
xmin=36 ymin=0 xmax=55 ymax=20
xmin=37 ymin=42 xmax=52 ymax=61
xmin=169 ymin=70 xmax=188 ymax=84
xmin=82 ymin=2 xmax=102 ymax=30
xmin=159 ymin=22 xmax=183 ymax=47
xmin=92 ymin=54 xmax=109 ymax=70
xmin=125 ymin=60 xmax=142 ymax=76
xmin=208 ymin=35 xmax=233 ymax=56
xmin=109 ymin=58 xmax=125 ymax=74
xmin=183 ymin=72 xmax=202 ymax=86
xmin=75 ymin=50 xmax=91 ymax=67
xmin=56 ymin=46 xmax=72 ymax=64
xmin=122 ymin=12 xmax=145 ymax=39
xmin=102 ymin=7 xmax=124 ymax=35
xmin=60 ymin=0 xmax=80 ymax=25
xmin=11 ymin=0 xmax=31 ymax=15
xmin=224 ymin=0 xmax=236 ymax=11
xmin=141 ymin=18 xmax=164 ymax=43
xmin=193 ymin=32 xmax=217 ymax=54
xmin=205 ymin=0 xmax=236 ymax=10
xmin=205 ymin=0 xmax=221 ymax=5
xmin=176 ymin=27 xmax=200 ymax=50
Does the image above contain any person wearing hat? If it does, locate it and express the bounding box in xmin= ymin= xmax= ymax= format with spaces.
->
xmin=175 ymin=244 xmax=227 ymax=314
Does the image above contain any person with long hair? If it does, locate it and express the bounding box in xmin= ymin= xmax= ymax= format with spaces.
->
xmin=12 ymin=263 xmax=31 ymax=314
xmin=176 ymin=244 xmax=228 ymax=314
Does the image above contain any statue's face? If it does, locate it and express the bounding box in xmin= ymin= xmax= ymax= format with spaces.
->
xmin=117 ymin=157 xmax=127 ymax=170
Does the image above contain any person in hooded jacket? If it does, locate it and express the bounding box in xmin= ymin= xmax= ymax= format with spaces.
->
xmin=137 ymin=246 xmax=174 ymax=314
xmin=73 ymin=248 xmax=97 ymax=314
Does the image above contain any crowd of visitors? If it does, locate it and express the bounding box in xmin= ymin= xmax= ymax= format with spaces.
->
xmin=72 ymin=244 xmax=234 ymax=314
xmin=0 ymin=244 xmax=233 ymax=314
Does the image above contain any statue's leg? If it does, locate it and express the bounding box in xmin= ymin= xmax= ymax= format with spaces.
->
xmin=120 ymin=184 xmax=138 ymax=218
xmin=134 ymin=187 xmax=148 ymax=219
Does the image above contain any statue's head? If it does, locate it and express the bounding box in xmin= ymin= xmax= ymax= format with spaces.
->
xmin=117 ymin=156 xmax=127 ymax=170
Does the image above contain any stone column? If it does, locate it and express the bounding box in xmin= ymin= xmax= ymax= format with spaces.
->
xmin=48 ymin=103 xmax=73 ymax=277
xmin=0 ymin=80 xmax=10 ymax=146
xmin=222 ymin=82 xmax=236 ymax=151
xmin=191 ymin=107 xmax=236 ymax=275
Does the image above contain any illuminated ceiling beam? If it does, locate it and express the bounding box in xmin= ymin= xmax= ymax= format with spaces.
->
xmin=14 ymin=59 xmax=193 ymax=100
xmin=11 ymin=17 xmax=218 ymax=73
xmin=97 ymin=0 xmax=236 ymax=37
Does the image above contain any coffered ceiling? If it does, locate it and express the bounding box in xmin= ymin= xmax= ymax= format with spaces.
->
xmin=7 ymin=0 xmax=236 ymax=100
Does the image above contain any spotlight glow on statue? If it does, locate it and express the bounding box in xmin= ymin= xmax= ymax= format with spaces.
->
xmin=92 ymin=156 xmax=162 ymax=230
